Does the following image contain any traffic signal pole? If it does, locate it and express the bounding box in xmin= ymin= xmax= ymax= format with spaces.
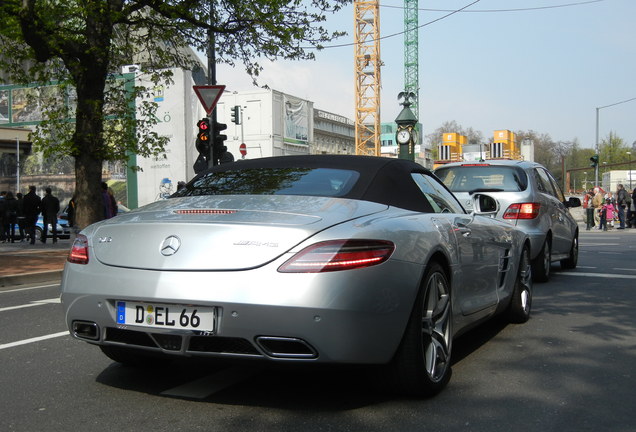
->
xmin=595 ymin=107 xmax=599 ymax=187
xmin=207 ymin=0 xmax=218 ymax=167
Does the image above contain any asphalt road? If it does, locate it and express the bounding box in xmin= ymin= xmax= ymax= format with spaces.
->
xmin=1 ymin=229 xmax=635 ymax=432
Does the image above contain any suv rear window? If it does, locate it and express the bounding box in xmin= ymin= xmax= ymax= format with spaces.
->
xmin=435 ymin=165 xmax=528 ymax=193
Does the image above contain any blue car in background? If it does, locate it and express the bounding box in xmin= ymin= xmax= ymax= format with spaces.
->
xmin=9 ymin=216 xmax=71 ymax=241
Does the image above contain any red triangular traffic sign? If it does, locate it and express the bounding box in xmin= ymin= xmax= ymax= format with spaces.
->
xmin=193 ymin=85 xmax=226 ymax=114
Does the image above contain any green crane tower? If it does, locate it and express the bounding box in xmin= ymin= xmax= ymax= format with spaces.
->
xmin=404 ymin=0 xmax=418 ymax=119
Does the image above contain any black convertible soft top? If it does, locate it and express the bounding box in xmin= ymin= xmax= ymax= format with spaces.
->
xmin=184 ymin=155 xmax=437 ymax=212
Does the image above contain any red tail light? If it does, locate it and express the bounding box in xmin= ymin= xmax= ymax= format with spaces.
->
xmin=503 ymin=203 xmax=541 ymax=220
xmin=278 ymin=239 xmax=395 ymax=273
xmin=68 ymin=234 xmax=89 ymax=264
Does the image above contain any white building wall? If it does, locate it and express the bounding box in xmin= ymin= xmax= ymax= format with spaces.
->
xmin=218 ymin=89 xmax=312 ymax=160
xmin=134 ymin=84 xmax=313 ymax=206
xmin=135 ymin=68 xmax=204 ymax=207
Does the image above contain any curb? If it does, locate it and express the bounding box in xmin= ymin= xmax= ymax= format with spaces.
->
xmin=0 ymin=270 xmax=63 ymax=289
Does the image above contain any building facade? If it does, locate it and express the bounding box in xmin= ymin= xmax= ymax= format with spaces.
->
xmin=311 ymin=109 xmax=355 ymax=155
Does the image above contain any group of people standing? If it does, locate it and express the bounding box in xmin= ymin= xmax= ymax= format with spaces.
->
xmin=583 ymin=184 xmax=634 ymax=231
xmin=0 ymin=185 xmax=62 ymax=244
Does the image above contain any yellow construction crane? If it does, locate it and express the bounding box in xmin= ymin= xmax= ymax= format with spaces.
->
xmin=354 ymin=0 xmax=381 ymax=156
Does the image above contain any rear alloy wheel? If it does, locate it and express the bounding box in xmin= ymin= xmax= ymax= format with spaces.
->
xmin=560 ymin=234 xmax=578 ymax=270
xmin=389 ymin=262 xmax=452 ymax=397
xmin=531 ymin=238 xmax=551 ymax=283
xmin=507 ymin=245 xmax=532 ymax=323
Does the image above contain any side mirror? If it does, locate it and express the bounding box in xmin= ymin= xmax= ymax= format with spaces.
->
xmin=472 ymin=193 xmax=499 ymax=216
xmin=566 ymin=197 xmax=581 ymax=208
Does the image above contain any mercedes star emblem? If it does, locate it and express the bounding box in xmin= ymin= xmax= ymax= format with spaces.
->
xmin=160 ymin=235 xmax=181 ymax=256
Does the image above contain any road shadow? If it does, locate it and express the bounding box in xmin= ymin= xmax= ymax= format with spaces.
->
xmin=95 ymin=317 xmax=511 ymax=409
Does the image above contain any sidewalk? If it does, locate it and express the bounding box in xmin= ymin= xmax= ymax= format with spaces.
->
xmin=0 ymin=239 xmax=70 ymax=287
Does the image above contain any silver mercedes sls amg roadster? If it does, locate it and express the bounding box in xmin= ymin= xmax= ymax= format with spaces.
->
xmin=61 ymin=155 xmax=532 ymax=396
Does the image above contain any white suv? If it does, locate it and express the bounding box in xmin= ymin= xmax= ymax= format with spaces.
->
xmin=435 ymin=160 xmax=581 ymax=282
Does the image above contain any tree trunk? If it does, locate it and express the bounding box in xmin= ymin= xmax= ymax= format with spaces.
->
xmin=71 ymin=69 xmax=109 ymax=230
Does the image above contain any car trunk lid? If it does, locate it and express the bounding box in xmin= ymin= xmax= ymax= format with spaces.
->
xmin=90 ymin=195 xmax=388 ymax=271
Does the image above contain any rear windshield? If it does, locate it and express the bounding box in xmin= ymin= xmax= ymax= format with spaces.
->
xmin=173 ymin=167 xmax=360 ymax=197
xmin=435 ymin=165 xmax=528 ymax=192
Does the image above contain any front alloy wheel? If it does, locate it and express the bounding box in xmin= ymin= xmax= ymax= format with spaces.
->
xmin=389 ymin=261 xmax=452 ymax=397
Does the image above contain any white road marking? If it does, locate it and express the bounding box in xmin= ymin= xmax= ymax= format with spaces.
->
xmin=613 ymin=268 xmax=636 ymax=272
xmin=0 ymin=298 xmax=61 ymax=313
xmin=555 ymin=272 xmax=636 ymax=280
xmin=0 ymin=283 xmax=60 ymax=294
xmin=0 ymin=331 xmax=68 ymax=350
xmin=160 ymin=367 xmax=261 ymax=399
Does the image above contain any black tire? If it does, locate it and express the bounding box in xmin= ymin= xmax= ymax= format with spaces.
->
xmin=35 ymin=226 xmax=43 ymax=242
xmin=560 ymin=234 xmax=578 ymax=270
xmin=531 ymin=237 xmax=551 ymax=283
xmin=388 ymin=261 xmax=452 ymax=397
xmin=507 ymin=245 xmax=532 ymax=323
xmin=99 ymin=345 xmax=172 ymax=368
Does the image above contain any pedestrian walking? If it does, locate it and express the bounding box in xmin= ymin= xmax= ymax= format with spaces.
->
xmin=4 ymin=192 xmax=19 ymax=242
xmin=592 ymin=187 xmax=604 ymax=229
xmin=629 ymin=188 xmax=635 ymax=228
xmin=107 ymin=187 xmax=118 ymax=217
xmin=101 ymin=182 xmax=115 ymax=219
xmin=41 ymin=187 xmax=60 ymax=243
xmin=66 ymin=194 xmax=76 ymax=228
xmin=0 ymin=191 xmax=8 ymax=242
xmin=16 ymin=192 xmax=26 ymax=240
xmin=600 ymin=198 xmax=615 ymax=231
xmin=23 ymin=185 xmax=42 ymax=245
xmin=616 ymin=184 xmax=628 ymax=229
xmin=583 ymin=188 xmax=595 ymax=230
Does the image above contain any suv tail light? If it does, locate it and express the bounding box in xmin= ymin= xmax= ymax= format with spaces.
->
xmin=503 ymin=203 xmax=541 ymax=220
xmin=68 ymin=234 xmax=89 ymax=264
xmin=278 ymin=239 xmax=395 ymax=273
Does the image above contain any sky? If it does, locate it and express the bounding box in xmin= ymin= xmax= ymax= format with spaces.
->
xmin=215 ymin=0 xmax=636 ymax=149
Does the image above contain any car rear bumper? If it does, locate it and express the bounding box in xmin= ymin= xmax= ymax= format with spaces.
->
xmin=60 ymin=259 xmax=423 ymax=365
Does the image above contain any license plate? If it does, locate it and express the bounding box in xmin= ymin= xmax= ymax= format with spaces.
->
xmin=116 ymin=301 xmax=215 ymax=332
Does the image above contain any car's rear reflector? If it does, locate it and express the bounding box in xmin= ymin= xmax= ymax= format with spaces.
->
xmin=68 ymin=234 xmax=89 ymax=264
xmin=278 ymin=239 xmax=395 ymax=273
xmin=461 ymin=163 xmax=490 ymax=167
xmin=503 ymin=203 xmax=541 ymax=220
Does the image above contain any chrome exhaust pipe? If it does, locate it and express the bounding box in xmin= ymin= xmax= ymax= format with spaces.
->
xmin=72 ymin=321 xmax=100 ymax=341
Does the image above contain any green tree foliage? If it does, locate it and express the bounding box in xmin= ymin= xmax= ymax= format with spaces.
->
xmin=599 ymin=131 xmax=630 ymax=165
xmin=0 ymin=0 xmax=348 ymax=228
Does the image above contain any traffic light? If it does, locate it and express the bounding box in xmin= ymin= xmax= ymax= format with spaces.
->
xmin=212 ymin=121 xmax=228 ymax=166
xmin=590 ymin=154 xmax=599 ymax=168
xmin=230 ymin=105 xmax=241 ymax=125
xmin=193 ymin=118 xmax=210 ymax=173
xmin=196 ymin=118 xmax=210 ymax=156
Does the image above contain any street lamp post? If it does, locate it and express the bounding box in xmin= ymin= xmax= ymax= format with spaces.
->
xmin=16 ymin=137 xmax=20 ymax=193
xmin=627 ymin=151 xmax=632 ymax=190
xmin=595 ymin=107 xmax=600 ymax=187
